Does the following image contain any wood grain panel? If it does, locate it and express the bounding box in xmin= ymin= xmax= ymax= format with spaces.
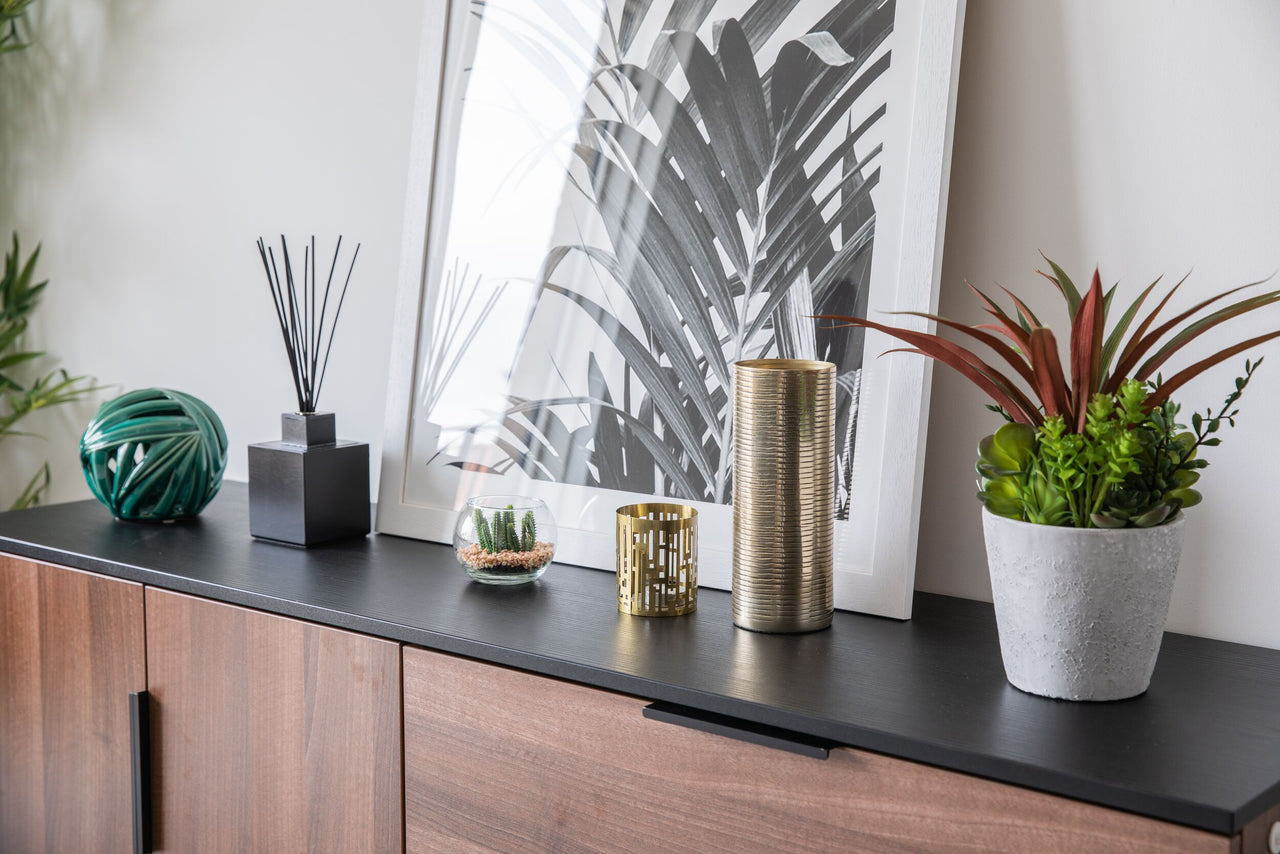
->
xmin=1241 ymin=803 xmax=1280 ymax=854
xmin=403 ymin=645 xmax=1235 ymax=854
xmin=0 ymin=554 xmax=145 ymax=854
xmin=145 ymin=587 xmax=401 ymax=854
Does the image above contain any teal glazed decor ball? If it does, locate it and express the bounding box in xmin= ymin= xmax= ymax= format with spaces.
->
xmin=80 ymin=388 xmax=228 ymax=522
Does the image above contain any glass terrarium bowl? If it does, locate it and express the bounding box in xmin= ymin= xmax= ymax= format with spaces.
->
xmin=453 ymin=496 xmax=557 ymax=585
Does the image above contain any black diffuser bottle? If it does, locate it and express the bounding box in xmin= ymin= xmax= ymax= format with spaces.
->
xmin=248 ymin=235 xmax=370 ymax=547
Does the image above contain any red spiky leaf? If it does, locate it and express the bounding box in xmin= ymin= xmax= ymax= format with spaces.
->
xmin=967 ymin=281 xmax=1031 ymax=350
xmin=1145 ymin=330 xmax=1280 ymax=409
xmin=1133 ymin=287 xmax=1280 ymax=380
xmin=1038 ymin=252 xmax=1083 ymax=316
xmin=1105 ymin=273 xmax=1250 ymax=391
xmin=1027 ymin=327 xmax=1071 ymax=420
xmin=819 ymin=315 xmax=1042 ymax=424
xmin=1069 ymin=269 xmax=1106 ymax=431
xmin=892 ymin=311 xmax=1037 ymax=390
xmin=999 ymin=286 xmax=1044 ymax=331
xmin=1099 ymin=275 xmax=1163 ymax=384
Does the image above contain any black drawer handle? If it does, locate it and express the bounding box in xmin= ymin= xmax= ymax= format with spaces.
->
xmin=642 ymin=702 xmax=838 ymax=759
xmin=129 ymin=691 xmax=153 ymax=854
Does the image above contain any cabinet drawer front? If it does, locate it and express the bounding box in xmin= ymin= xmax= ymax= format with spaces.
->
xmin=146 ymin=588 xmax=402 ymax=854
xmin=403 ymin=645 xmax=1230 ymax=854
xmin=0 ymin=555 xmax=146 ymax=854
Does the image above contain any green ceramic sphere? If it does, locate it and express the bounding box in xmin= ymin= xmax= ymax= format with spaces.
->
xmin=80 ymin=388 xmax=228 ymax=522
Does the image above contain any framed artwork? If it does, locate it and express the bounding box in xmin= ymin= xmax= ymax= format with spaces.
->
xmin=378 ymin=0 xmax=966 ymax=619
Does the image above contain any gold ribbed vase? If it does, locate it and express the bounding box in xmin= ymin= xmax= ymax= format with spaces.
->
xmin=732 ymin=359 xmax=835 ymax=633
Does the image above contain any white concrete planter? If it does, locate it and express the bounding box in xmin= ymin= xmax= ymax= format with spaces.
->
xmin=982 ymin=509 xmax=1186 ymax=701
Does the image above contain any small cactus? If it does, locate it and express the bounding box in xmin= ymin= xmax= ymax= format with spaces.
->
xmin=520 ymin=511 xmax=536 ymax=550
xmin=474 ymin=508 xmax=494 ymax=551
xmin=476 ymin=505 xmax=537 ymax=553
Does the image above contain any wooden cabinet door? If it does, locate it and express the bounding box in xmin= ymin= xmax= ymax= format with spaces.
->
xmin=145 ymin=588 xmax=401 ymax=854
xmin=0 ymin=554 xmax=146 ymax=853
xmin=403 ymin=645 xmax=1234 ymax=854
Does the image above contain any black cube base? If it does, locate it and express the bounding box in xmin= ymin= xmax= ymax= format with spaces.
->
xmin=248 ymin=412 xmax=370 ymax=547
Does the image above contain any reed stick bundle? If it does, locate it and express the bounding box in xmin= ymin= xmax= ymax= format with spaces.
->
xmin=256 ymin=235 xmax=360 ymax=413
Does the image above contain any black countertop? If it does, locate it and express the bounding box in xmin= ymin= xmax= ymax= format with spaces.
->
xmin=1 ymin=482 xmax=1277 ymax=835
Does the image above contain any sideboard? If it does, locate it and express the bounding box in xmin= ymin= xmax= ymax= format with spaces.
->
xmin=2 ymin=483 xmax=1278 ymax=853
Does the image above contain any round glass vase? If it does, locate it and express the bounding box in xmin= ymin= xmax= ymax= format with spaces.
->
xmin=454 ymin=496 xmax=557 ymax=585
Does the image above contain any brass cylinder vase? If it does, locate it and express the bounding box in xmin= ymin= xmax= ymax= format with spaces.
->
xmin=732 ymin=359 xmax=835 ymax=632
xmin=617 ymin=503 xmax=698 ymax=616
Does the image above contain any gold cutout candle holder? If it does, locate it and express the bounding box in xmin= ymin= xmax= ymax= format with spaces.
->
xmin=616 ymin=503 xmax=698 ymax=616
xmin=732 ymin=359 xmax=835 ymax=633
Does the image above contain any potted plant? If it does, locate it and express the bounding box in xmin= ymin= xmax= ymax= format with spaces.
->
xmin=825 ymin=258 xmax=1280 ymax=700
xmin=453 ymin=496 xmax=557 ymax=585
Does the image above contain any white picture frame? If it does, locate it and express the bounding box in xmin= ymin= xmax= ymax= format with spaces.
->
xmin=378 ymin=0 xmax=966 ymax=619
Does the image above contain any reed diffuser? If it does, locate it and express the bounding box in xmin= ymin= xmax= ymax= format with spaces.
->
xmin=258 ymin=234 xmax=360 ymax=414
xmin=248 ymin=235 xmax=371 ymax=547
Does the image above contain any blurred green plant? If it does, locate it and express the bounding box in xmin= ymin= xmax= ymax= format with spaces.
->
xmin=0 ymin=0 xmax=34 ymax=53
xmin=1 ymin=235 xmax=101 ymax=509
xmin=1 ymin=0 xmax=103 ymax=509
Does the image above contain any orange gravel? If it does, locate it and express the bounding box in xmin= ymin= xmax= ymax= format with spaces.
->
xmin=458 ymin=542 xmax=554 ymax=571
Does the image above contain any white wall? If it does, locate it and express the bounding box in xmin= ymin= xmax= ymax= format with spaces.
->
xmin=0 ymin=0 xmax=426 ymax=510
xmin=915 ymin=1 xmax=1280 ymax=648
xmin=4 ymin=1 xmax=1279 ymax=647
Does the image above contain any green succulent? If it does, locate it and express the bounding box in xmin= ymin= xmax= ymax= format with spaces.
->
xmin=474 ymin=505 xmax=537 ymax=554
xmin=977 ymin=369 xmax=1256 ymax=528
xmin=977 ymin=420 xmax=1073 ymax=527
xmin=976 ymin=422 xmax=1036 ymax=519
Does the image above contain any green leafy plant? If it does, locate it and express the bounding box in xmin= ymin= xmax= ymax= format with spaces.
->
xmin=1 ymin=235 xmax=101 ymax=509
xmin=974 ymin=371 xmax=1254 ymax=528
xmin=0 ymin=0 xmax=34 ymax=54
xmin=824 ymin=258 xmax=1280 ymax=527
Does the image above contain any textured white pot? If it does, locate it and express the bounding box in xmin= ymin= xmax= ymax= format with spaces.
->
xmin=982 ymin=509 xmax=1186 ymax=702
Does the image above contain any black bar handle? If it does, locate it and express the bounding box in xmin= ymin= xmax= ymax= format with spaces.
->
xmin=129 ymin=691 xmax=153 ymax=854
xmin=642 ymin=701 xmax=837 ymax=759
